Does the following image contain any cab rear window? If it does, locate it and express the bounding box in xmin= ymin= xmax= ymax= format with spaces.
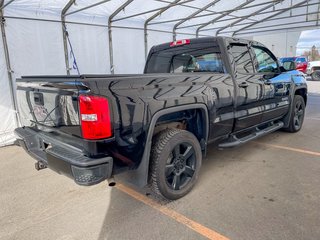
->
xmin=145 ymin=42 xmax=225 ymax=74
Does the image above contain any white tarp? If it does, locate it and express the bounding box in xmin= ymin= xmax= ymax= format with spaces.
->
xmin=0 ymin=34 xmax=16 ymax=145
xmin=0 ymin=0 xmax=319 ymax=146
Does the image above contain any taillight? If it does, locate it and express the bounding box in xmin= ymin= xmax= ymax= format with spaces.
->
xmin=79 ymin=95 xmax=112 ymax=140
xmin=170 ymin=39 xmax=190 ymax=47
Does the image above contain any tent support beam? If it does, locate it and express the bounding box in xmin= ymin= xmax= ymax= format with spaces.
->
xmin=196 ymin=0 xmax=254 ymax=38
xmin=207 ymin=10 xmax=320 ymax=33
xmin=144 ymin=0 xmax=182 ymax=59
xmin=234 ymin=21 xmax=320 ymax=36
xmin=2 ymin=15 xmax=210 ymax=37
xmin=0 ymin=0 xmax=14 ymax=10
xmin=173 ymin=0 xmax=221 ymax=41
xmin=317 ymin=2 xmax=320 ymax=26
xmin=227 ymin=17 xmax=320 ymax=35
xmin=150 ymin=0 xmax=276 ymax=26
xmin=216 ymin=1 xmax=283 ymax=36
xmin=156 ymin=0 xmax=259 ymax=22
xmin=177 ymin=1 xmax=319 ymax=30
xmin=108 ymin=0 xmax=133 ymax=74
xmin=61 ymin=0 xmax=75 ymax=75
xmin=233 ymin=0 xmax=308 ymax=36
xmin=64 ymin=0 xmax=111 ymax=17
xmin=113 ymin=0 xmax=192 ymax=23
xmin=0 ymin=0 xmax=19 ymax=127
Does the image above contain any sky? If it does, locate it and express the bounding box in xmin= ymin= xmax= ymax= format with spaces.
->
xmin=296 ymin=29 xmax=320 ymax=55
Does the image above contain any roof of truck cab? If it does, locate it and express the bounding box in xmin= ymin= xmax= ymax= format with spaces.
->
xmin=150 ymin=36 xmax=266 ymax=53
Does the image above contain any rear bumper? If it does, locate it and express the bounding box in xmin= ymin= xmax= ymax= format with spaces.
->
xmin=14 ymin=127 xmax=113 ymax=186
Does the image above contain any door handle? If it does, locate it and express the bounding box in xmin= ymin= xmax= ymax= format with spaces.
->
xmin=238 ymin=82 xmax=249 ymax=88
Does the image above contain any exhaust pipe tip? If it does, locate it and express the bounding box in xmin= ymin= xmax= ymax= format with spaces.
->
xmin=107 ymin=177 xmax=116 ymax=187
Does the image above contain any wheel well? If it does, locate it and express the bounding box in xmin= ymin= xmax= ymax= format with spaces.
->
xmin=295 ymin=88 xmax=307 ymax=105
xmin=153 ymin=108 xmax=207 ymax=150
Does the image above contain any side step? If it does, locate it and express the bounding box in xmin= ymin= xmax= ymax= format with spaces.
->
xmin=218 ymin=121 xmax=284 ymax=148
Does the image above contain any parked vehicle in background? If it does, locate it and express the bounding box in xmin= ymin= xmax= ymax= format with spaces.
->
xmin=307 ymin=61 xmax=320 ymax=81
xmin=15 ymin=37 xmax=307 ymax=200
xmin=279 ymin=56 xmax=308 ymax=73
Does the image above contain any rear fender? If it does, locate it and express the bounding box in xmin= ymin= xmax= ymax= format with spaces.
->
xmin=119 ymin=104 xmax=209 ymax=187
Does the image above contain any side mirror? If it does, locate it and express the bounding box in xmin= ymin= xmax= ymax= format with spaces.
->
xmin=282 ymin=61 xmax=296 ymax=71
xmin=279 ymin=66 xmax=286 ymax=72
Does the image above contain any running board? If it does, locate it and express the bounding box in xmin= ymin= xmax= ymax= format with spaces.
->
xmin=218 ymin=121 xmax=284 ymax=148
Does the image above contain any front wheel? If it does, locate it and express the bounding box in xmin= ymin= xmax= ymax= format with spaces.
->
xmin=150 ymin=128 xmax=202 ymax=200
xmin=284 ymin=95 xmax=306 ymax=133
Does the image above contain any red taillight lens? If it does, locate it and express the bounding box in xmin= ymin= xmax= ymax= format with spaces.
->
xmin=79 ymin=95 xmax=112 ymax=140
xmin=170 ymin=39 xmax=190 ymax=47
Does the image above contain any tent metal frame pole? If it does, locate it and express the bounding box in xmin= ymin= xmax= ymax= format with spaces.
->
xmin=144 ymin=0 xmax=182 ymax=60
xmin=150 ymin=0 xmax=277 ymax=26
xmin=317 ymin=1 xmax=320 ymax=26
xmin=112 ymin=0 xmax=193 ymax=23
xmin=64 ymin=0 xmax=111 ymax=17
xmin=177 ymin=1 xmax=319 ymax=30
xmin=155 ymin=0 xmax=267 ymax=21
xmin=2 ymin=15 xmax=209 ymax=36
xmin=233 ymin=0 xmax=308 ymax=36
xmin=155 ymin=0 xmax=221 ymax=14
xmin=0 ymin=0 xmax=15 ymax=10
xmin=235 ymin=22 xmax=320 ymax=36
xmin=206 ymin=10 xmax=320 ymax=32
xmin=61 ymin=0 xmax=75 ymax=75
xmin=196 ymin=0 xmax=254 ymax=38
xmin=172 ymin=0 xmax=221 ymax=41
xmin=0 ymin=0 xmax=19 ymax=127
xmin=108 ymin=0 xmax=133 ymax=74
xmin=215 ymin=1 xmax=283 ymax=36
xmin=228 ymin=17 xmax=320 ymax=35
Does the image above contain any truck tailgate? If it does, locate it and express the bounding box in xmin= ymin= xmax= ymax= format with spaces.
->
xmin=16 ymin=76 xmax=87 ymax=137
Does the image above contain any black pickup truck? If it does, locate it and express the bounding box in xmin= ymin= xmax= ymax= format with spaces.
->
xmin=15 ymin=37 xmax=307 ymax=200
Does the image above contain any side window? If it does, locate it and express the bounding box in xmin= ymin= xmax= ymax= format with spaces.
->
xmin=230 ymin=44 xmax=254 ymax=74
xmin=252 ymin=46 xmax=278 ymax=73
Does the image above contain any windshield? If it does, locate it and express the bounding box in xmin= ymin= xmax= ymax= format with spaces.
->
xmin=145 ymin=42 xmax=225 ymax=74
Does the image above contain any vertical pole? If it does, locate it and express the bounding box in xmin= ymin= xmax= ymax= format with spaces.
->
xmin=0 ymin=0 xmax=19 ymax=127
xmin=108 ymin=24 xmax=114 ymax=74
xmin=108 ymin=0 xmax=133 ymax=74
xmin=317 ymin=1 xmax=320 ymax=26
xmin=61 ymin=0 xmax=75 ymax=75
xmin=144 ymin=0 xmax=182 ymax=60
xmin=173 ymin=0 xmax=221 ymax=41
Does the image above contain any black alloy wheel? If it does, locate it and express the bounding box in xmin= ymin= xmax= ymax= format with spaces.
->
xmin=284 ymin=95 xmax=305 ymax=133
xmin=150 ymin=128 xmax=202 ymax=200
xmin=293 ymin=98 xmax=304 ymax=130
xmin=165 ymin=142 xmax=196 ymax=191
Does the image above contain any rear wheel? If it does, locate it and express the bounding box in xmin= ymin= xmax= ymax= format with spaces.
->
xmin=150 ymin=128 xmax=202 ymax=200
xmin=284 ymin=95 xmax=305 ymax=133
xmin=311 ymin=71 xmax=320 ymax=81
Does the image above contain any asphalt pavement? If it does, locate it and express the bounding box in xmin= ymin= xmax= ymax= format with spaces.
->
xmin=1 ymin=81 xmax=320 ymax=240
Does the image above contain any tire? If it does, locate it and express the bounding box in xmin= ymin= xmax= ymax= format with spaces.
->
xmin=311 ymin=71 xmax=320 ymax=81
xmin=150 ymin=128 xmax=202 ymax=200
xmin=284 ymin=95 xmax=306 ymax=133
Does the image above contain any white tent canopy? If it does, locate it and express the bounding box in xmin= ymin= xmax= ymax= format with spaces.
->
xmin=1 ymin=0 xmax=319 ymax=146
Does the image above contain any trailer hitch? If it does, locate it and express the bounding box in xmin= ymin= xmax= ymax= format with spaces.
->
xmin=35 ymin=161 xmax=47 ymax=171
